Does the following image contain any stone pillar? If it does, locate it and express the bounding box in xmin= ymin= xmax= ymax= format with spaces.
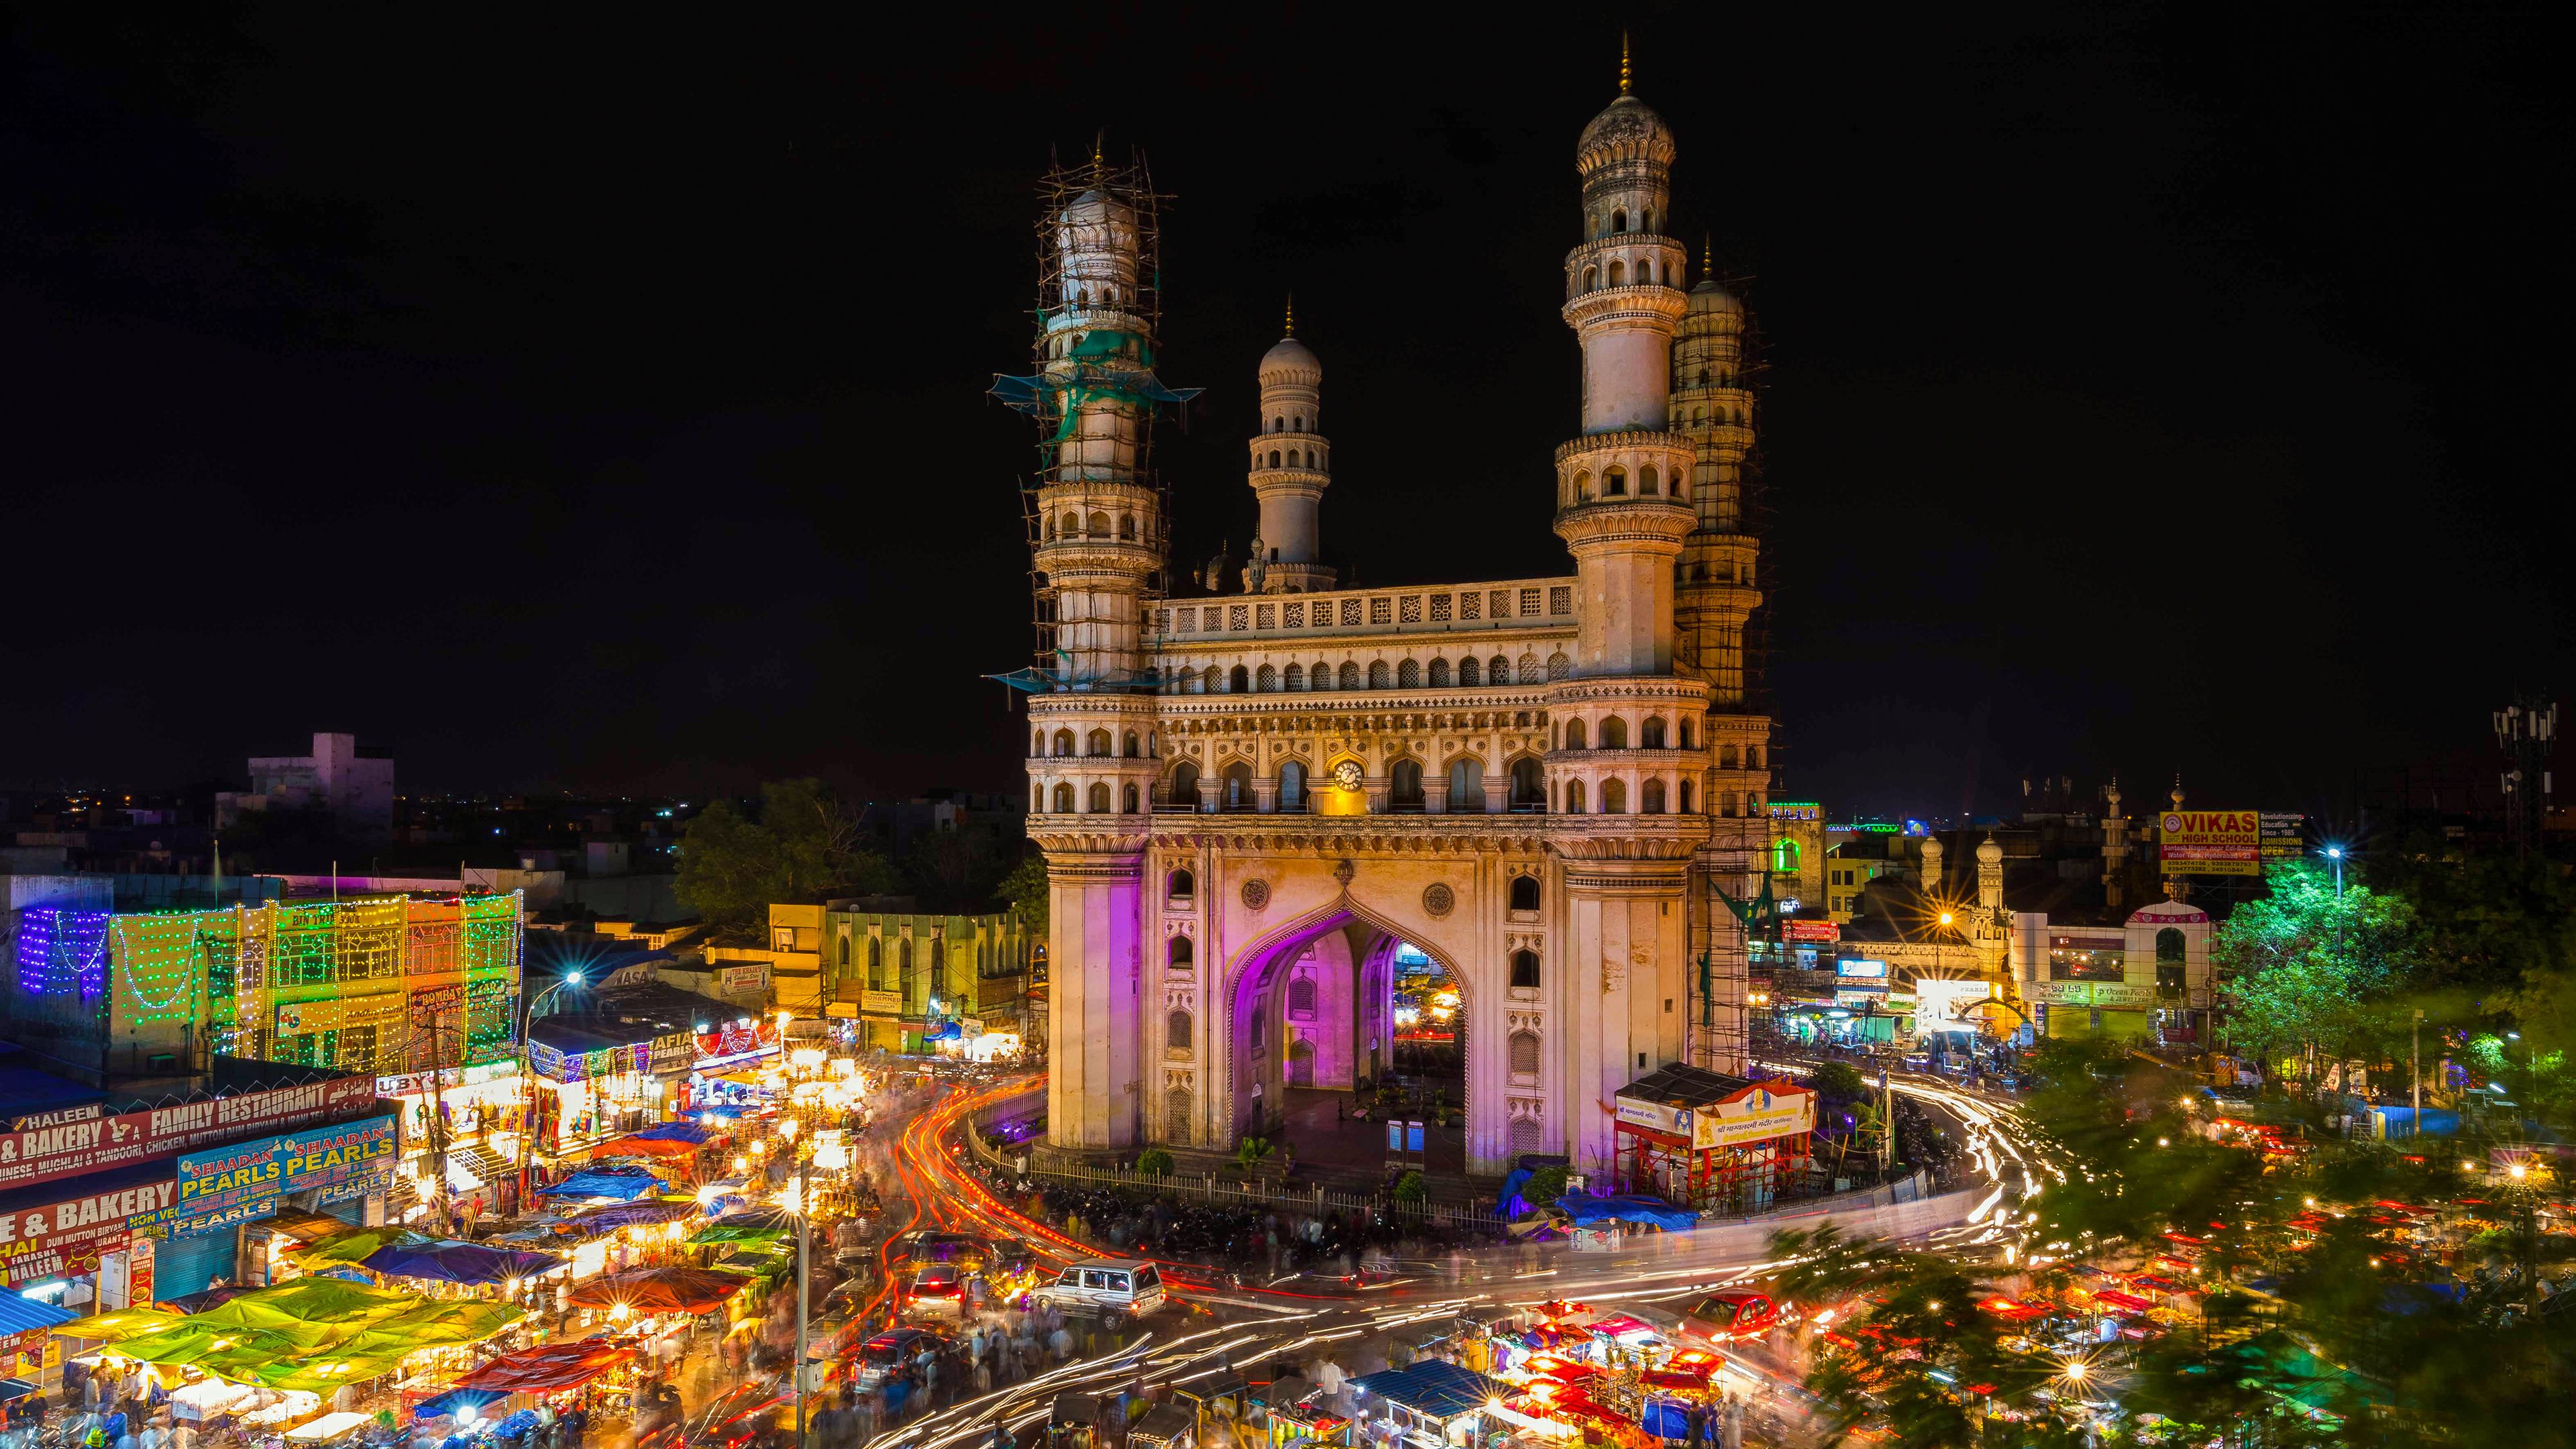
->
xmin=1560 ymin=859 xmax=1688 ymax=1175
xmin=1423 ymin=776 xmax=1452 ymax=814
xmin=1044 ymin=849 xmax=1143 ymax=1150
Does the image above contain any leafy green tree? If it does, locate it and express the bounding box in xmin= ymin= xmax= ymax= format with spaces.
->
xmin=1234 ymin=1135 xmax=1276 ymax=1174
xmin=2212 ymin=861 xmax=2419 ymax=1083
xmin=672 ymin=780 xmax=892 ymax=934
xmin=994 ymin=853 xmax=1049 ymax=937
xmin=1392 ymin=1169 xmax=1428 ymax=1203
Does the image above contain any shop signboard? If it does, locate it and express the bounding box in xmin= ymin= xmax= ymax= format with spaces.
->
xmin=528 ymin=1039 xmax=580 ymax=1083
xmin=649 ymin=1030 xmax=697 ymax=1074
xmin=1782 ymin=920 xmax=1841 ymax=944
xmin=2259 ymin=812 xmax=2306 ymax=863
xmin=1693 ymin=1085 xmax=1815 ymax=1150
xmin=1912 ymin=979 xmax=1994 ymax=1028
xmin=376 ymin=1059 xmax=518 ymax=1099
xmin=694 ymin=1022 xmax=781 ymax=1069
xmin=0 ymin=1075 xmax=377 ymax=1194
xmin=284 ymin=1114 xmax=398 ymax=1191
xmin=2037 ymin=980 xmax=2155 ymax=1009
xmin=721 ymin=964 xmax=772 ymax=992
xmin=0 ymin=1177 xmax=181 ymax=1286
xmin=2158 ymin=810 xmax=2262 ymax=877
xmin=9 ymin=1103 xmax=102 ymax=1134
xmin=1613 ymin=1095 xmax=1691 ymax=1139
xmin=404 ymin=984 xmax=468 ymax=1070
xmin=1835 ymin=959 xmax=1888 ymax=979
xmin=859 ymin=989 xmax=904 ymax=1018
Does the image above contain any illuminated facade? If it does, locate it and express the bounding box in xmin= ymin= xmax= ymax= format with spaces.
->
xmin=1012 ymin=68 xmax=1774 ymax=1175
xmin=11 ymin=893 xmax=524 ymax=1084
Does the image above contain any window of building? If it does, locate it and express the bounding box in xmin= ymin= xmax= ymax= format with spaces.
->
xmin=1509 ymin=875 xmax=1541 ymax=912
xmin=1167 ymin=1011 xmax=1192 ymax=1051
xmin=1511 ymin=950 xmax=1542 ymax=990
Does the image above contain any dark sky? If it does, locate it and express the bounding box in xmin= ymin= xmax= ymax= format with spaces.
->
xmin=4 ymin=6 xmax=2567 ymax=819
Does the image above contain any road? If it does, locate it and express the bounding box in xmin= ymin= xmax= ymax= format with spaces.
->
xmin=857 ymin=1067 xmax=2071 ymax=1449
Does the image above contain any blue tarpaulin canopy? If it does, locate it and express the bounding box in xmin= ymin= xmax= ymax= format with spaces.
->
xmin=363 ymin=1240 xmax=565 ymax=1285
xmin=627 ymin=1120 xmax=714 ymax=1144
xmin=1350 ymin=1361 xmax=1510 ymax=1420
xmin=0 ymin=1294 xmax=74 ymax=1337
xmin=536 ymin=1171 xmax=668 ymax=1202
xmin=1554 ymin=1194 xmax=1700 ymax=1231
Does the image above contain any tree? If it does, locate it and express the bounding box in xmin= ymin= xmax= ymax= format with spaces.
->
xmin=1234 ymin=1135 xmax=1275 ymax=1174
xmin=1134 ymin=1148 xmax=1174 ymax=1176
xmin=2211 ymin=861 xmax=2420 ymax=1083
xmin=672 ymin=780 xmax=892 ymax=934
xmin=994 ymin=853 xmax=1049 ymax=936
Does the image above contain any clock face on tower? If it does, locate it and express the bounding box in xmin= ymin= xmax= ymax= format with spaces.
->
xmin=1331 ymin=760 xmax=1364 ymax=792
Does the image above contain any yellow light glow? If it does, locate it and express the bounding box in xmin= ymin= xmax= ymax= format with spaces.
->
xmin=779 ymin=1117 xmax=799 ymax=1142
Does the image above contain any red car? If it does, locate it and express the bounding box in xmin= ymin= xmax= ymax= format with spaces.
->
xmin=1680 ymin=1289 xmax=1785 ymax=1344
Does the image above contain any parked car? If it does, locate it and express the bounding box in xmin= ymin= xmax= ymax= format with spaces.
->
xmin=848 ymin=1328 xmax=947 ymax=1389
xmin=1034 ymin=1258 xmax=1167 ymax=1318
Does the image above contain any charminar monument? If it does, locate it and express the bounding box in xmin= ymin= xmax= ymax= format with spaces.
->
xmin=1000 ymin=54 xmax=1772 ymax=1177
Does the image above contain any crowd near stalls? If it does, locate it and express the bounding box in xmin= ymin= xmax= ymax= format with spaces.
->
xmin=0 ymin=1022 xmax=922 ymax=1449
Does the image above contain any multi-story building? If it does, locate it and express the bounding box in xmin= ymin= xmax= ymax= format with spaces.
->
xmin=215 ymin=731 xmax=396 ymax=832
xmin=1006 ymin=62 xmax=1774 ymax=1175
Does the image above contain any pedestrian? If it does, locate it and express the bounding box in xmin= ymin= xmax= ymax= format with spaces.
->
xmin=1721 ymin=1397 xmax=1742 ymax=1449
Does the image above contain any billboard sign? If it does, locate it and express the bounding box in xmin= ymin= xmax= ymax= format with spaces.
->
xmin=2259 ymin=813 xmax=2306 ymax=863
xmin=0 ymin=1177 xmax=181 ymax=1287
xmin=1693 ymin=1085 xmax=1817 ymax=1150
xmin=1782 ymin=920 xmax=1841 ymax=945
xmin=2159 ymin=810 xmax=2261 ymax=877
xmin=0 ymin=1077 xmax=376 ymax=1194
xmin=1835 ymin=959 xmax=1888 ymax=979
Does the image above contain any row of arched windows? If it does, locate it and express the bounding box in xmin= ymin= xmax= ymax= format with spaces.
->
xmin=1168 ymin=652 xmax=1566 ymax=694
xmin=1558 ymin=715 xmax=1697 ymax=750
xmin=1558 ymin=775 xmax=1699 ymax=814
xmin=1035 ymin=727 xmax=1150 ymax=759
xmin=1044 ymin=510 xmax=1140 ymax=541
xmin=1264 ymin=415 xmax=1311 ymax=433
xmin=1036 ymin=781 xmax=1143 ymax=814
xmin=1571 ymin=465 xmax=1682 ymax=501
xmin=1595 ymin=205 xmax=1655 ymax=239
xmin=1578 ymin=256 xmax=1668 ymax=290
xmin=1256 ymin=447 xmax=1321 ymax=470
xmin=1166 ymin=756 xmax=1546 ymax=812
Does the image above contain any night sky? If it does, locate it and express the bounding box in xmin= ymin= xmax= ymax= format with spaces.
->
xmin=5 ymin=7 xmax=2566 ymax=819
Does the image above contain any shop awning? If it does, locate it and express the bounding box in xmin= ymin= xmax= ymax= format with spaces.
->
xmin=626 ymin=1121 xmax=715 ymax=1144
xmin=1350 ymin=1360 xmax=1511 ymax=1420
xmin=51 ymin=1306 xmax=182 ymax=1340
xmin=567 ymin=1266 xmax=752 ymax=1315
xmin=2093 ymin=1291 xmax=2154 ymax=1315
xmin=0 ymin=1295 xmax=72 ymax=1338
xmin=453 ymin=1338 xmax=635 ymax=1393
xmin=362 ymin=1240 xmax=564 ymax=1285
xmin=564 ymin=1199 xmax=694 ymax=1232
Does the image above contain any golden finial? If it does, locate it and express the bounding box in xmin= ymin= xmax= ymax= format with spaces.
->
xmin=1284 ymin=294 xmax=1295 ymax=337
xmin=1091 ymin=129 xmax=1105 ymax=172
xmin=1702 ymin=233 xmax=1713 ymax=276
xmin=1619 ymin=31 xmax=1632 ymax=95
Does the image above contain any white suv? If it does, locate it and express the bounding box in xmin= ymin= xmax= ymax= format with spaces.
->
xmin=1035 ymin=1258 xmax=1167 ymax=1318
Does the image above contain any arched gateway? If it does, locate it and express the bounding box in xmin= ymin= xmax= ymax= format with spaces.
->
xmin=1012 ymin=71 xmax=1773 ymax=1177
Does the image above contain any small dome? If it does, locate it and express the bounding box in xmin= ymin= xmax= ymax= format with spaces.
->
xmin=1688 ymin=276 xmax=1745 ymax=316
xmin=1577 ymin=94 xmax=1673 ymax=165
xmin=1977 ymin=838 xmax=2004 ymax=865
xmin=1258 ymin=334 xmax=1320 ymax=384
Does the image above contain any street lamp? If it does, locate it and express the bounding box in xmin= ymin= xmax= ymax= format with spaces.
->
xmin=2323 ymin=845 xmax=2345 ymax=898
xmin=515 ymin=969 xmax=588 ymax=1205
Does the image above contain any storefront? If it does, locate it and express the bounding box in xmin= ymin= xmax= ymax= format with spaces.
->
xmin=1612 ymin=1065 xmax=1815 ymax=1214
xmin=378 ymin=1061 xmax=527 ymax=1181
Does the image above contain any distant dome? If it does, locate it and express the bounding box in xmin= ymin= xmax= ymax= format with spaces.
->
xmin=1258 ymin=334 xmax=1320 ymax=384
xmin=1688 ymin=276 xmax=1745 ymax=316
xmin=1577 ymin=94 xmax=1674 ymax=166
xmin=1976 ymin=838 xmax=2003 ymax=865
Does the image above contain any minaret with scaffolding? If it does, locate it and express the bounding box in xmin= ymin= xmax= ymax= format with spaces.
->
xmin=991 ymin=144 xmax=1197 ymax=1151
xmin=1673 ymin=239 xmax=1770 ymax=1076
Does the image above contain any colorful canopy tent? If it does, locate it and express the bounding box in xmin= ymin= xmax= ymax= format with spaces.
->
xmin=51 ymin=1307 xmax=184 ymax=1340
xmin=158 ymin=1287 xmax=252 ymax=1314
xmin=453 ymin=1339 xmax=635 ymax=1394
xmin=690 ymin=1222 xmax=790 ymax=1246
xmin=537 ymin=1171 xmax=669 ymax=1202
xmin=597 ymin=1134 xmax=699 ymax=1159
xmin=413 ymin=1388 xmax=511 ymax=1421
xmin=567 ymin=1267 xmax=752 ymax=1315
xmin=702 ymin=1206 xmax=793 ymax=1232
xmin=362 ymin=1240 xmax=564 ymax=1285
xmin=55 ymin=1280 xmax=521 ymax=1389
xmin=1349 ymin=1360 xmax=1511 ymax=1419
xmin=192 ymin=1278 xmax=415 ymax=1329
xmin=564 ymin=1199 xmax=695 ymax=1232
xmin=290 ymin=1225 xmax=441 ymax=1268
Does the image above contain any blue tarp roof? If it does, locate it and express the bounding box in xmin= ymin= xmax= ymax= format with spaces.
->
xmin=1555 ymin=1193 xmax=1700 ymax=1230
xmin=536 ymin=1171 xmax=667 ymax=1202
xmin=627 ymin=1120 xmax=713 ymax=1144
xmin=414 ymin=1388 xmax=508 ymax=1421
xmin=0 ymin=1293 xmax=75 ymax=1336
xmin=1350 ymin=1361 xmax=1509 ymax=1420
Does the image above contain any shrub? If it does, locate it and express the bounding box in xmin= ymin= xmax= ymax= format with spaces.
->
xmin=1135 ymin=1148 xmax=1175 ymax=1176
xmin=1522 ymin=1166 xmax=1572 ymax=1205
xmin=1393 ymin=1170 xmax=1428 ymax=1203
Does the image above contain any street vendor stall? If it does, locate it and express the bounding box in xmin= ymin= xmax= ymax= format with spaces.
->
xmin=567 ymin=1267 xmax=750 ymax=1316
xmin=453 ymin=1338 xmax=635 ymax=1394
xmin=1348 ymin=1361 xmax=1509 ymax=1449
xmin=1610 ymin=1065 xmax=1814 ymax=1213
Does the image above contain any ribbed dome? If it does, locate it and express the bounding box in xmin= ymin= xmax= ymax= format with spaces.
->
xmin=1977 ymin=838 xmax=2004 ymax=865
xmin=1577 ymin=95 xmax=1673 ymax=166
xmin=1258 ymin=334 xmax=1320 ymax=383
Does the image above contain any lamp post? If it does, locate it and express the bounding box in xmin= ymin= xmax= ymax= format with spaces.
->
xmin=515 ymin=969 xmax=588 ymax=1208
xmin=2324 ymin=845 xmax=2345 ymax=898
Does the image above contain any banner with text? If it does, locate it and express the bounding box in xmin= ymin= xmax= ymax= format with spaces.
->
xmin=2158 ymin=810 xmax=2262 ymax=877
xmin=0 ymin=1077 xmax=378 ymax=1194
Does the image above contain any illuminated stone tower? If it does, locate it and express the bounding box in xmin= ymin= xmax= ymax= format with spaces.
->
xmin=1004 ymin=148 xmax=1195 ymax=1150
xmin=1244 ymin=303 xmax=1336 ymax=594
xmin=1546 ymin=41 xmax=1712 ymax=1154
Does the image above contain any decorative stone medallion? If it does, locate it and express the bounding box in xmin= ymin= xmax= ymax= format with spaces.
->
xmin=1422 ymin=882 xmax=1456 ymax=918
xmin=1240 ymin=878 xmax=1271 ymax=911
xmin=1332 ymin=858 xmax=1357 ymax=888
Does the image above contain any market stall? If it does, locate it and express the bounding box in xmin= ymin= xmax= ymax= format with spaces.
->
xmin=1348 ymin=1361 xmax=1509 ymax=1449
xmin=1610 ymin=1065 xmax=1815 ymax=1213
